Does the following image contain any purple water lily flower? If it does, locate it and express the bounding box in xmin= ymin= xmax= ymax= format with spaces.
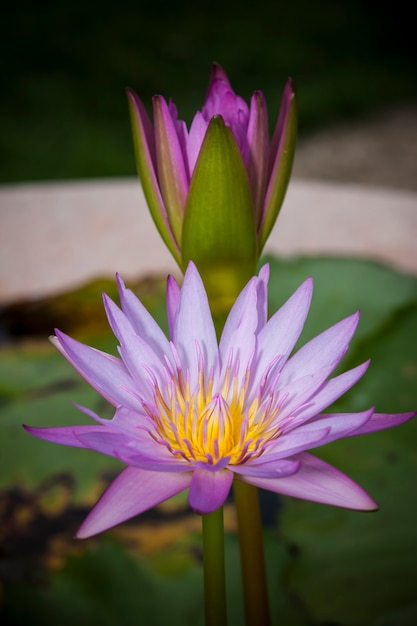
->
xmin=25 ymin=263 xmax=414 ymax=538
xmin=128 ymin=64 xmax=296 ymax=266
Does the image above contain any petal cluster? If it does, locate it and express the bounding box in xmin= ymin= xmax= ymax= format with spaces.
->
xmin=128 ymin=64 xmax=297 ymax=267
xmin=25 ymin=263 xmax=414 ymax=538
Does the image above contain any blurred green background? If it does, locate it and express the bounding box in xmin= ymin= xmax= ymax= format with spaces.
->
xmin=1 ymin=0 xmax=416 ymax=183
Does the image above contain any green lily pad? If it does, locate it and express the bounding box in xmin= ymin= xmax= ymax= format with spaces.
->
xmin=263 ymin=255 xmax=417 ymax=344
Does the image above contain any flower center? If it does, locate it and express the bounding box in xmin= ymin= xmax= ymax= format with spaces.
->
xmin=145 ymin=359 xmax=281 ymax=467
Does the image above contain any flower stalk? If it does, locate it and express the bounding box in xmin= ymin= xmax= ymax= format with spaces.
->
xmin=202 ymin=507 xmax=228 ymax=626
xmin=234 ymin=481 xmax=270 ymax=626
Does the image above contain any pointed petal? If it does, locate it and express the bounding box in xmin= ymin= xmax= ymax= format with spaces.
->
xmin=70 ymin=430 xmax=132 ymax=457
xmin=188 ymin=468 xmax=233 ymax=514
xmin=205 ymin=63 xmax=232 ymax=95
xmin=219 ymin=276 xmax=258 ymax=383
xmin=289 ymin=361 xmax=370 ymax=423
xmin=232 ymin=457 xmax=300 ymax=478
xmin=220 ymin=275 xmax=257 ymax=351
xmin=347 ymin=411 xmax=416 ymax=436
xmin=166 ymin=274 xmax=181 ymax=340
xmin=279 ymin=312 xmax=360 ymax=387
xmin=171 ymin=114 xmax=191 ymax=180
xmin=76 ymin=467 xmax=191 ymax=538
xmin=127 ymin=89 xmax=180 ymax=264
xmin=72 ymin=406 xmax=191 ymax=470
xmin=174 ymin=262 xmax=217 ymax=385
xmin=187 ymin=111 xmax=208 ymax=175
xmin=276 ymin=366 xmax=336 ymax=419
xmin=116 ymin=274 xmax=171 ymax=359
xmin=75 ymin=404 xmax=146 ymax=436
xmin=248 ymin=426 xmax=330 ymax=464
xmin=246 ymin=90 xmax=269 ymax=225
xmin=76 ymin=429 xmax=191 ymax=471
xmin=243 ymin=452 xmax=378 ymax=510
xmin=103 ymin=295 xmax=165 ymax=392
xmin=296 ymin=408 xmax=374 ymax=446
xmin=153 ymin=95 xmax=189 ymax=246
xmin=202 ymin=64 xmax=248 ymax=124
xmin=259 ymin=79 xmax=297 ymax=250
xmin=51 ymin=332 xmax=140 ymax=410
xmin=23 ymin=424 xmax=109 ymax=448
xmin=254 ymin=277 xmax=313 ymax=383
xmin=256 ymin=264 xmax=270 ymax=330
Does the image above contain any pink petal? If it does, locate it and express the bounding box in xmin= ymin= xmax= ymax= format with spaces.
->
xmin=187 ymin=111 xmax=208 ymax=175
xmin=243 ymin=452 xmax=378 ymax=510
xmin=173 ymin=117 xmax=191 ymax=180
xmin=127 ymin=88 xmax=157 ymax=175
xmin=232 ymin=457 xmax=300 ymax=478
xmin=71 ymin=430 xmax=132 ymax=457
xmin=77 ymin=429 xmax=191 ymax=472
xmin=258 ymin=78 xmax=296 ymax=249
xmin=51 ymin=332 xmax=140 ymax=410
xmin=74 ymin=404 xmax=146 ymax=435
xmin=280 ymin=312 xmax=360 ymax=387
xmin=174 ymin=262 xmax=217 ymax=386
xmin=103 ymin=294 xmax=165 ymax=392
xmin=347 ymin=411 xmax=416 ymax=436
xmin=287 ymin=360 xmax=370 ymax=423
xmin=127 ymin=90 xmax=180 ymax=261
xmin=153 ymin=95 xmax=189 ymax=245
xmin=166 ymin=274 xmax=181 ymax=340
xmin=276 ymin=365 xmax=337 ymax=419
xmin=296 ymin=408 xmax=374 ymax=446
xmin=188 ymin=468 xmax=234 ymax=514
xmin=205 ymin=63 xmax=233 ymax=96
xmin=201 ymin=64 xmax=249 ymax=158
xmin=246 ymin=90 xmax=269 ymax=224
xmin=220 ymin=270 xmax=267 ymax=348
xmin=267 ymin=78 xmax=295 ymax=178
xmin=203 ymin=71 xmax=235 ymax=120
xmin=23 ymin=424 xmax=111 ymax=448
xmin=248 ymin=426 xmax=331 ymax=464
xmin=116 ymin=274 xmax=171 ymax=360
xmin=254 ymin=277 xmax=313 ymax=383
xmin=256 ymin=264 xmax=270 ymax=330
xmin=219 ymin=276 xmax=258 ymax=384
xmin=76 ymin=467 xmax=192 ymax=538
xmin=277 ymin=360 xmax=369 ymax=424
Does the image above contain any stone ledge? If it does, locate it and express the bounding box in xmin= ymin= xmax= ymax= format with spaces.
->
xmin=1 ymin=178 xmax=416 ymax=304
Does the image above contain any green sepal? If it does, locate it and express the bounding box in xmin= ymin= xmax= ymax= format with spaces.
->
xmin=258 ymin=82 xmax=297 ymax=252
xmin=182 ymin=116 xmax=257 ymax=314
xmin=127 ymin=90 xmax=182 ymax=266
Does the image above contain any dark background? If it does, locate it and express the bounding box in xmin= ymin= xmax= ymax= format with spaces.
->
xmin=1 ymin=0 xmax=415 ymax=182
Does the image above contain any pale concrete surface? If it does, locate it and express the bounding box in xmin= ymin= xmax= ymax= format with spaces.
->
xmin=294 ymin=106 xmax=417 ymax=192
xmin=0 ymin=177 xmax=416 ymax=305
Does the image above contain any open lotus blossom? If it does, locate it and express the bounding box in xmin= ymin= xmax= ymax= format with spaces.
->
xmin=25 ymin=263 xmax=414 ymax=538
xmin=128 ymin=64 xmax=297 ymax=267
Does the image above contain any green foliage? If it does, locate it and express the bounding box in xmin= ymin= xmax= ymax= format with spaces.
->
xmin=1 ymin=255 xmax=416 ymax=624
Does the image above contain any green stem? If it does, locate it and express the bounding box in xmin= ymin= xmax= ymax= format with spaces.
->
xmin=202 ymin=506 xmax=228 ymax=626
xmin=208 ymin=274 xmax=270 ymax=626
xmin=234 ymin=480 xmax=270 ymax=626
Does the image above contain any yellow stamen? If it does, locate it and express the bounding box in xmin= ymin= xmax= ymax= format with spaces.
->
xmin=149 ymin=363 xmax=280 ymax=466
